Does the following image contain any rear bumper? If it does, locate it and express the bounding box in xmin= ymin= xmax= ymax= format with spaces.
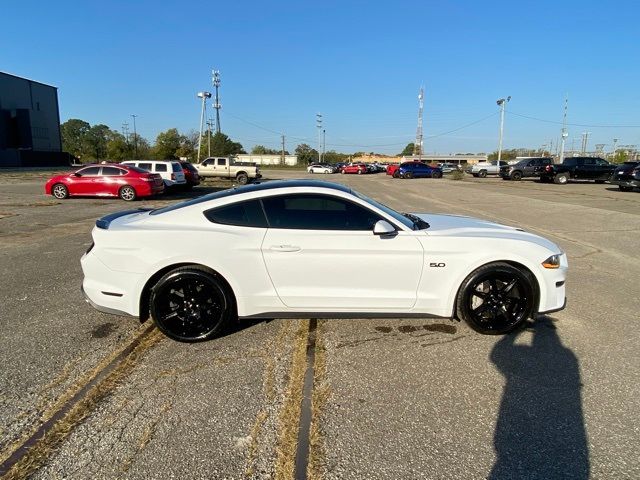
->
xmin=81 ymin=284 xmax=135 ymax=317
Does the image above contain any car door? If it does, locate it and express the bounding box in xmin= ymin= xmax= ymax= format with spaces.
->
xmin=100 ymin=166 xmax=126 ymax=196
xmin=260 ymin=193 xmax=424 ymax=310
xmin=217 ymin=158 xmax=230 ymax=177
xmin=595 ymin=158 xmax=613 ymax=179
xmin=68 ymin=166 xmax=101 ymax=195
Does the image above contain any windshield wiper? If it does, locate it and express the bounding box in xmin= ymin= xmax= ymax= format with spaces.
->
xmin=402 ymin=213 xmax=430 ymax=230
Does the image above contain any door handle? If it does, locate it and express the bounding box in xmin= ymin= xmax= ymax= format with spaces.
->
xmin=270 ymin=245 xmax=301 ymax=252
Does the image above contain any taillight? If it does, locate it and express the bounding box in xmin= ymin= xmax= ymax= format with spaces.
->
xmin=171 ymin=173 xmax=176 ymax=180
xmin=545 ymin=165 xmax=552 ymax=172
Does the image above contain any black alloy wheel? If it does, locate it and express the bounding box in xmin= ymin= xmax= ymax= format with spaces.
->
xmin=52 ymin=183 xmax=69 ymax=199
xmin=456 ymin=262 xmax=535 ymax=335
xmin=150 ymin=267 xmax=234 ymax=342
xmin=511 ymin=171 xmax=523 ymax=181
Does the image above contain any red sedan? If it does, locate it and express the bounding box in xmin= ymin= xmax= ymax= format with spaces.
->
xmin=386 ymin=163 xmax=401 ymax=177
xmin=45 ymin=164 xmax=164 ymax=201
xmin=341 ymin=163 xmax=367 ymax=174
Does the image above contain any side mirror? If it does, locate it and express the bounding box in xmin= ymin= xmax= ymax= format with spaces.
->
xmin=373 ymin=220 xmax=397 ymax=236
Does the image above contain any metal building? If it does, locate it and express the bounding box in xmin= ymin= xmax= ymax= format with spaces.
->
xmin=0 ymin=71 xmax=69 ymax=167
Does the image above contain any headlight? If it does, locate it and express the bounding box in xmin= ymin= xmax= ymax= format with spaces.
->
xmin=542 ymin=254 xmax=561 ymax=269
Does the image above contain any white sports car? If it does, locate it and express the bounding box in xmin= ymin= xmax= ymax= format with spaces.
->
xmin=81 ymin=180 xmax=567 ymax=342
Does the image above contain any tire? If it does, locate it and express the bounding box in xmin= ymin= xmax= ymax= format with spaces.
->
xmin=511 ymin=171 xmax=523 ymax=181
xmin=150 ymin=267 xmax=234 ymax=342
xmin=357 ymin=169 xmax=363 ymax=174
xmin=119 ymin=185 xmax=137 ymax=201
xmin=554 ymin=173 xmax=569 ymax=185
xmin=478 ymin=170 xmax=487 ymax=178
xmin=52 ymin=183 xmax=68 ymax=199
xmin=431 ymin=171 xmax=443 ymax=179
xmin=456 ymin=262 xmax=536 ymax=335
xmin=392 ymin=171 xmax=400 ymax=178
xmin=404 ymin=172 xmax=413 ymax=179
xmin=236 ymin=172 xmax=249 ymax=185
xmin=619 ymin=185 xmax=633 ymax=192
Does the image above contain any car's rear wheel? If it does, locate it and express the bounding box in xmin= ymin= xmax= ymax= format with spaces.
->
xmin=456 ymin=262 xmax=535 ymax=335
xmin=554 ymin=173 xmax=569 ymax=185
xmin=478 ymin=170 xmax=487 ymax=178
xmin=236 ymin=172 xmax=249 ymax=185
xmin=150 ymin=267 xmax=234 ymax=342
xmin=52 ymin=183 xmax=68 ymax=199
xmin=392 ymin=171 xmax=399 ymax=178
xmin=432 ymin=171 xmax=443 ymax=179
xmin=511 ymin=171 xmax=523 ymax=181
xmin=119 ymin=185 xmax=137 ymax=201
xmin=619 ymin=185 xmax=633 ymax=192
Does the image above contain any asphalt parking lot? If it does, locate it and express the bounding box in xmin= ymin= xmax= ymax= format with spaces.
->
xmin=1 ymin=169 xmax=639 ymax=479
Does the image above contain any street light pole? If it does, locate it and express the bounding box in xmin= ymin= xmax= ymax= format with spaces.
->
xmin=316 ymin=113 xmax=322 ymax=163
xmin=197 ymin=92 xmax=212 ymax=162
xmin=496 ymin=96 xmax=510 ymax=163
xmin=131 ymin=115 xmax=138 ymax=159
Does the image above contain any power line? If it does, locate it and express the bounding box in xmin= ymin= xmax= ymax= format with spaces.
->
xmin=507 ymin=110 xmax=640 ymax=128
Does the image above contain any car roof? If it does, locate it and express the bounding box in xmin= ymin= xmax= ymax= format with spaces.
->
xmin=150 ymin=180 xmax=352 ymax=216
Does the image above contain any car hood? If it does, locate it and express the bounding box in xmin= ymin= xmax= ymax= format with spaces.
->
xmin=413 ymin=213 xmax=561 ymax=252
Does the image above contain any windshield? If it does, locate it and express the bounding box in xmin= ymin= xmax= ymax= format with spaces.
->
xmin=351 ymin=190 xmax=418 ymax=230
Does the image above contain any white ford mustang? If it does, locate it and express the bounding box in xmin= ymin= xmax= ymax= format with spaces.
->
xmin=81 ymin=180 xmax=567 ymax=342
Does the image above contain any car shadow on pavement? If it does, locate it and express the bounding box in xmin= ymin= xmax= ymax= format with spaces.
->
xmin=489 ymin=316 xmax=589 ymax=480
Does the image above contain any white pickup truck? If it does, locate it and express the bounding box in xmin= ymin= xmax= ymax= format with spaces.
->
xmin=469 ymin=160 xmax=508 ymax=178
xmin=195 ymin=157 xmax=262 ymax=185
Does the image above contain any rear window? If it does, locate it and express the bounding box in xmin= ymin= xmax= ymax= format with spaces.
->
xmin=204 ymin=199 xmax=267 ymax=227
xmin=172 ymin=163 xmax=182 ymax=172
xmin=127 ymin=165 xmax=151 ymax=174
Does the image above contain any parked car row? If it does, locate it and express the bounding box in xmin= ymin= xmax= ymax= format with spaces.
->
xmin=45 ymin=160 xmax=202 ymax=201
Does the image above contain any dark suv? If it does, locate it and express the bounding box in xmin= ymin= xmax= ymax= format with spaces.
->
xmin=500 ymin=157 xmax=553 ymax=181
xmin=609 ymin=161 xmax=640 ymax=191
xmin=539 ymin=157 xmax=616 ymax=184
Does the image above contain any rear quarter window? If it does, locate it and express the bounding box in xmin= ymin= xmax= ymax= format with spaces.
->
xmin=204 ymin=199 xmax=268 ymax=228
xmin=155 ymin=163 xmax=168 ymax=172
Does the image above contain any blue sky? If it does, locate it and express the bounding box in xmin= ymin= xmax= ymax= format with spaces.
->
xmin=2 ymin=0 xmax=639 ymax=154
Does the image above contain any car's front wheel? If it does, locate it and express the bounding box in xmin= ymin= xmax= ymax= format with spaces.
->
xmin=478 ymin=170 xmax=487 ymax=178
xmin=150 ymin=267 xmax=234 ymax=342
xmin=432 ymin=171 xmax=443 ymax=179
xmin=456 ymin=262 xmax=536 ymax=335
xmin=119 ymin=185 xmax=137 ymax=201
xmin=511 ymin=171 xmax=523 ymax=181
xmin=52 ymin=183 xmax=69 ymax=199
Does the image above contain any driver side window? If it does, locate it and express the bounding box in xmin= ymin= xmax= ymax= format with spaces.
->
xmin=261 ymin=194 xmax=382 ymax=230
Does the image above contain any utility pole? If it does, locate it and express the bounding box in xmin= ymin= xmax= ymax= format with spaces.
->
xmin=206 ymin=118 xmax=214 ymax=157
xmin=316 ymin=113 xmax=322 ymax=163
xmin=323 ymin=129 xmax=326 ymax=160
xmin=496 ymin=96 xmax=511 ymax=163
xmin=197 ymin=91 xmax=212 ymax=162
xmin=131 ymin=115 xmax=138 ymax=159
xmin=558 ymin=95 xmax=568 ymax=164
xmin=281 ymin=135 xmax=285 ymax=166
xmin=612 ymin=138 xmax=618 ymax=157
xmin=212 ymin=70 xmax=221 ymax=133
xmin=414 ymin=86 xmax=424 ymax=159
xmin=581 ymin=132 xmax=591 ymax=155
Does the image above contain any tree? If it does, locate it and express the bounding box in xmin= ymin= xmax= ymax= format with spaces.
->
xmin=106 ymin=131 xmax=131 ymax=161
xmin=60 ymin=119 xmax=91 ymax=158
xmin=488 ymin=149 xmax=519 ymax=161
xmin=84 ymin=124 xmax=111 ymax=160
xmin=295 ymin=143 xmax=319 ymax=164
xmin=611 ymin=150 xmax=630 ymax=164
xmin=176 ymin=130 xmax=199 ymax=161
xmin=251 ymin=145 xmax=282 ymax=155
xmin=399 ymin=143 xmax=415 ymax=156
xmin=152 ymin=128 xmax=182 ymax=160
xmin=210 ymin=132 xmax=245 ymax=156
